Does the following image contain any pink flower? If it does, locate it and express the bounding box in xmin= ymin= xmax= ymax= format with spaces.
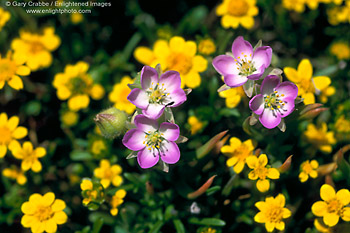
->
xmin=127 ymin=66 xmax=187 ymax=119
xmin=212 ymin=36 xmax=272 ymax=87
xmin=249 ymin=75 xmax=298 ymax=129
xmin=122 ymin=115 xmax=180 ymax=169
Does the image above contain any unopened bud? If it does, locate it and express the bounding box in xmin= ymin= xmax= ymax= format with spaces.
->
xmin=94 ymin=107 xmax=128 ymax=139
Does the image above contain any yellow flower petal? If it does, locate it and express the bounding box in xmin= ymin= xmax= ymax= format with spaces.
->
xmin=12 ymin=126 xmax=28 ymax=139
xmin=21 ymin=159 xmax=32 ymax=171
xmin=323 ymin=212 xmax=339 ymax=227
xmin=21 ymin=214 xmax=35 ymax=228
xmin=116 ymin=189 xmax=127 ymax=198
xmin=16 ymin=66 xmax=31 ymax=76
xmin=267 ymin=168 xmax=280 ymax=179
xmin=110 ymin=208 xmax=119 ymax=216
xmin=133 ymin=47 xmax=155 ymax=65
xmin=283 ymin=208 xmax=292 ymax=218
xmin=112 ymin=176 xmax=123 ymax=187
xmin=31 ymin=160 xmax=42 ymax=172
xmin=257 ymin=179 xmax=270 ymax=192
xmin=42 ymin=192 xmax=55 ymax=206
xmin=183 ymin=41 xmax=197 ymax=57
xmin=192 ymin=55 xmax=208 ymax=72
xmin=275 ymin=194 xmax=286 ymax=206
xmin=254 ymin=212 xmax=266 ymax=223
xmin=311 ymin=201 xmax=328 ymax=217
xmin=320 ymin=184 xmax=336 ymax=201
xmin=169 ymin=36 xmax=185 ymax=53
xmin=258 ymin=154 xmax=268 ymax=167
xmin=90 ymin=84 xmax=105 ymax=100
xmin=246 ymin=155 xmax=258 ymax=169
xmin=226 ymin=156 xmax=238 ymax=167
xmin=298 ymin=59 xmax=313 ymax=80
xmin=275 ymin=221 xmax=285 ymax=231
xmin=0 ymin=145 xmax=7 ymax=158
xmin=233 ymin=160 xmax=245 ymax=174
xmin=313 ymin=76 xmax=331 ymax=91
xmin=7 ymin=116 xmax=19 ymax=131
xmin=341 ymin=207 xmax=350 ymax=221
xmin=8 ymin=75 xmax=23 ymax=90
xmin=21 ymin=202 xmax=35 ymax=215
xmin=51 ymin=199 xmax=66 ymax=212
xmin=34 ymin=147 xmax=46 ymax=158
xmin=336 ymin=189 xmax=350 ymax=206
xmin=80 ymin=179 xmax=93 ymax=191
xmin=302 ymin=92 xmax=316 ymax=105
xmin=101 ymin=179 xmax=111 ymax=188
xmin=44 ymin=219 xmax=57 ymax=233
xmin=57 ymin=87 xmax=72 ymax=100
xmin=265 ymin=221 xmax=275 ymax=232
xmin=240 ymin=16 xmax=255 ymax=29
xmin=299 ymin=172 xmax=308 ymax=183
xmin=53 ymin=211 xmax=68 ymax=224
xmin=183 ymin=71 xmax=201 ymax=88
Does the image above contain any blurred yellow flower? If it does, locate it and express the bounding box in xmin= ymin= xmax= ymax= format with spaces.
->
xmin=0 ymin=52 xmax=30 ymax=90
xmin=11 ymin=141 xmax=46 ymax=172
xmin=312 ymin=184 xmax=350 ymax=227
xmin=70 ymin=12 xmax=83 ymax=24
xmin=53 ymin=61 xmax=105 ymax=111
xmin=198 ymin=38 xmax=216 ymax=55
xmin=188 ymin=116 xmax=203 ymax=135
xmin=221 ymin=137 xmax=256 ymax=174
xmin=0 ymin=112 xmax=27 ymax=158
xmin=304 ymin=123 xmax=336 ymax=153
xmin=91 ymin=139 xmax=106 ymax=155
xmin=21 ymin=192 xmax=67 ymax=233
xmin=299 ymin=160 xmax=318 ymax=182
xmin=134 ymin=36 xmax=208 ymax=88
xmin=314 ymin=219 xmax=331 ymax=233
xmin=198 ymin=227 xmax=217 ymax=233
xmin=216 ymin=0 xmax=259 ymax=29
xmin=284 ymin=59 xmax=334 ymax=104
xmin=80 ymin=179 xmax=98 ymax=206
xmin=61 ymin=111 xmax=79 ymax=127
xmin=330 ymin=42 xmax=350 ymax=60
xmin=0 ymin=7 xmax=10 ymax=31
xmin=282 ymin=0 xmax=306 ymax=12
xmin=246 ymin=154 xmax=280 ymax=192
xmin=94 ymin=159 xmax=123 ymax=188
xmin=11 ymin=27 xmax=60 ymax=71
xmin=110 ymin=189 xmax=126 ymax=216
xmin=108 ymin=76 xmax=136 ymax=115
xmin=254 ymin=194 xmax=292 ymax=232
xmin=327 ymin=3 xmax=350 ymax=25
xmin=2 ymin=167 xmax=27 ymax=185
xmin=219 ymin=86 xmax=245 ymax=108
xmin=335 ymin=115 xmax=350 ymax=133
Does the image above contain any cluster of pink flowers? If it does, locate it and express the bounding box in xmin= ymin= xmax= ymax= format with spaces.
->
xmin=212 ymin=36 xmax=298 ymax=129
xmin=123 ymin=66 xmax=187 ymax=169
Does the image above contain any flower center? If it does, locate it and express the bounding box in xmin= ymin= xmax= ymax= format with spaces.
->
xmin=0 ymin=127 xmax=12 ymax=145
xmin=147 ymin=82 xmax=170 ymax=104
xmin=0 ymin=58 xmax=17 ymax=81
xmin=35 ymin=205 xmax=54 ymax=222
xmin=68 ymin=76 xmax=89 ymax=94
xmin=235 ymin=144 xmax=251 ymax=160
xmin=256 ymin=166 xmax=269 ymax=180
xmin=327 ymin=199 xmax=343 ymax=214
xmin=301 ymin=162 xmax=313 ymax=174
xmin=167 ymin=53 xmax=193 ymax=75
xmin=264 ymin=90 xmax=288 ymax=115
xmin=267 ymin=206 xmax=283 ymax=223
xmin=143 ymin=131 xmax=168 ymax=155
xmin=228 ymin=0 xmax=249 ymax=17
xmin=29 ymin=41 xmax=45 ymax=54
xmin=235 ymin=54 xmax=256 ymax=76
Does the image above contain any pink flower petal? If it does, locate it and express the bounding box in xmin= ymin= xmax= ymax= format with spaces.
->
xmin=276 ymin=97 xmax=295 ymax=118
xmin=122 ymin=129 xmax=147 ymax=151
xmin=252 ymin=46 xmax=272 ymax=69
xmin=141 ymin=66 xmax=159 ymax=90
xmin=224 ymin=74 xmax=248 ymax=87
xmin=275 ymin=81 xmax=298 ymax=100
xmin=259 ymin=108 xmax=281 ymax=129
xmin=159 ymin=122 xmax=180 ymax=141
xmin=134 ymin=115 xmax=158 ymax=132
xmin=232 ymin=36 xmax=253 ymax=62
xmin=249 ymin=94 xmax=264 ymax=115
xmin=142 ymin=103 xmax=165 ymax=119
xmin=168 ymin=89 xmax=187 ymax=107
xmin=160 ymin=141 xmax=180 ymax=164
xmin=137 ymin=147 xmax=160 ymax=169
xmin=261 ymin=75 xmax=280 ymax=95
xmin=127 ymin=88 xmax=149 ymax=109
xmin=212 ymin=55 xmax=237 ymax=76
xmin=159 ymin=71 xmax=182 ymax=93
xmin=247 ymin=66 xmax=265 ymax=80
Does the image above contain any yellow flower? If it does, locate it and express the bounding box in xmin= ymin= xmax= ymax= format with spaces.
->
xmin=11 ymin=27 xmax=60 ymax=71
xmin=311 ymin=184 xmax=350 ymax=227
xmin=246 ymin=154 xmax=280 ymax=192
xmin=11 ymin=141 xmax=46 ymax=172
xmin=53 ymin=61 xmax=105 ymax=111
xmin=61 ymin=111 xmax=79 ymax=127
xmin=314 ymin=219 xmax=331 ymax=233
xmin=0 ymin=52 xmax=31 ymax=90
xmin=221 ymin=137 xmax=256 ymax=174
xmin=91 ymin=139 xmax=106 ymax=155
xmin=134 ymin=36 xmax=208 ymax=88
xmin=327 ymin=2 xmax=350 ymax=25
xmin=0 ymin=112 xmax=28 ymax=158
xmin=216 ymin=0 xmax=259 ymax=29
xmin=198 ymin=227 xmax=217 ymax=233
xmin=94 ymin=159 xmax=123 ymax=188
xmin=299 ymin=160 xmax=319 ymax=182
xmin=70 ymin=12 xmax=83 ymax=24
xmin=0 ymin=7 xmax=10 ymax=31
xmin=188 ymin=116 xmax=203 ymax=135
xmin=198 ymin=38 xmax=216 ymax=55
xmin=304 ymin=123 xmax=336 ymax=153
xmin=110 ymin=189 xmax=126 ymax=216
xmin=219 ymin=86 xmax=245 ymax=108
xmin=282 ymin=0 xmax=306 ymax=12
xmin=80 ymin=179 xmax=98 ymax=206
xmin=21 ymin=192 xmax=67 ymax=233
xmin=284 ymin=59 xmax=334 ymax=104
xmin=254 ymin=194 xmax=292 ymax=232
xmin=330 ymin=42 xmax=350 ymax=60
xmin=335 ymin=115 xmax=350 ymax=133
xmin=2 ymin=167 xmax=27 ymax=185
xmin=108 ymin=76 xmax=136 ymax=115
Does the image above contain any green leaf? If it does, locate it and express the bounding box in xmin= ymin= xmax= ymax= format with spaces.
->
xmin=218 ymin=108 xmax=240 ymax=118
xmin=92 ymin=217 xmax=104 ymax=233
xmin=189 ymin=217 xmax=226 ymax=227
xmin=243 ymin=79 xmax=254 ymax=98
xmin=70 ymin=150 xmax=93 ymax=161
xmin=173 ymin=219 xmax=186 ymax=233
xmin=148 ymin=220 xmax=164 ymax=233
xmin=206 ymin=186 xmax=221 ymax=196
xmin=196 ymin=131 xmax=228 ymax=159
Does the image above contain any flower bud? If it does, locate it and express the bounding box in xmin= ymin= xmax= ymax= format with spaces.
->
xmin=94 ymin=107 xmax=128 ymax=139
